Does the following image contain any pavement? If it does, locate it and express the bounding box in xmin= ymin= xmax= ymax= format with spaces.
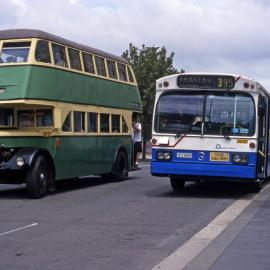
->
xmin=183 ymin=182 xmax=270 ymax=270
xmin=145 ymin=157 xmax=270 ymax=269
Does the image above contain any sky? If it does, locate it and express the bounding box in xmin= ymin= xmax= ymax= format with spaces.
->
xmin=1 ymin=0 xmax=270 ymax=88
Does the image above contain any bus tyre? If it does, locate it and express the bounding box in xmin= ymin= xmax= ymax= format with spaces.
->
xmin=251 ymin=180 xmax=262 ymax=193
xmin=170 ymin=177 xmax=185 ymax=191
xmin=26 ymin=155 xmax=50 ymax=199
xmin=113 ymin=151 xmax=128 ymax=181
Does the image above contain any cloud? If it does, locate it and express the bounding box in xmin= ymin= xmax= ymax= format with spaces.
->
xmin=1 ymin=0 xmax=270 ymax=88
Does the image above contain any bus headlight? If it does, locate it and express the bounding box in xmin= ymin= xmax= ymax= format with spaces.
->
xmin=164 ymin=152 xmax=171 ymax=160
xmin=233 ymin=154 xmax=241 ymax=163
xmin=157 ymin=151 xmax=171 ymax=161
xmin=157 ymin=152 xmax=164 ymax=160
xmin=16 ymin=157 xmax=25 ymax=167
xmin=232 ymin=153 xmax=248 ymax=164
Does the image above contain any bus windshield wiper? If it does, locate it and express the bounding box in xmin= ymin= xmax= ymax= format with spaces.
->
xmin=175 ymin=118 xmax=201 ymax=139
xmin=221 ymin=129 xmax=231 ymax=141
xmin=175 ymin=124 xmax=193 ymax=138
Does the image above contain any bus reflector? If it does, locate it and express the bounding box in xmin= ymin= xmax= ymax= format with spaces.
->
xmin=163 ymin=81 xmax=169 ymax=87
xmin=249 ymin=142 xmax=256 ymax=148
xmin=55 ymin=138 xmax=61 ymax=148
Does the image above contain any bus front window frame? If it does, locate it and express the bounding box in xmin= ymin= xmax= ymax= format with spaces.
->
xmin=154 ymin=91 xmax=256 ymax=137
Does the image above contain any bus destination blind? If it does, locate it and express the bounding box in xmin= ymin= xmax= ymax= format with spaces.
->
xmin=177 ymin=75 xmax=235 ymax=89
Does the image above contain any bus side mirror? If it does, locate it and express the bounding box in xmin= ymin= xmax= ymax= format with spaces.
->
xmin=54 ymin=109 xmax=62 ymax=129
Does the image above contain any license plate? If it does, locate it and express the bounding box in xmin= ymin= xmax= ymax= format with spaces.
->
xmin=210 ymin=152 xmax=229 ymax=162
xmin=177 ymin=152 xmax=193 ymax=159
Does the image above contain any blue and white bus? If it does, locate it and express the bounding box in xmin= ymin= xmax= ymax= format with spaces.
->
xmin=151 ymin=73 xmax=269 ymax=191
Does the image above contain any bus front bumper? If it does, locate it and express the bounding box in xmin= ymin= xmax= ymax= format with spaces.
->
xmin=151 ymin=161 xmax=256 ymax=180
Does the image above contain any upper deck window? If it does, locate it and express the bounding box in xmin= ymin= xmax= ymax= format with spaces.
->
xmin=68 ymin=48 xmax=82 ymax=71
xmin=95 ymin=56 xmax=107 ymax=77
xmin=107 ymin=59 xmax=118 ymax=79
xmin=82 ymin=52 xmax=95 ymax=74
xmin=0 ymin=42 xmax=31 ymax=63
xmin=35 ymin=40 xmax=51 ymax=63
xmin=127 ymin=66 xmax=135 ymax=83
xmin=52 ymin=43 xmax=68 ymax=68
xmin=117 ymin=63 xmax=128 ymax=81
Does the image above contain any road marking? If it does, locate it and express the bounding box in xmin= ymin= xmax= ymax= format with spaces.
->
xmin=140 ymin=164 xmax=150 ymax=167
xmin=0 ymin=223 xmax=38 ymax=237
xmin=151 ymin=184 xmax=270 ymax=270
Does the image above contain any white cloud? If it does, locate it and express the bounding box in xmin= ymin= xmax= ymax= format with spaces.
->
xmin=1 ymin=0 xmax=270 ymax=88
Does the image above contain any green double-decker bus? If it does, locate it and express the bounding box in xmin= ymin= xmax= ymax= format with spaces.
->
xmin=0 ymin=29 xmax=142 ymax=198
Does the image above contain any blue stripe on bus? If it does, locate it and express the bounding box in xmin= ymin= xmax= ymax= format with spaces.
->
xmin=151 ymin=149 xmax=257 ymax=179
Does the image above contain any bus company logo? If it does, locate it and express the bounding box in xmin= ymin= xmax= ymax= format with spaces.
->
xmin=216 ymin=144 xmax=222 ymax=149
xmin=197 ymin=152 xmax=205 ymax=161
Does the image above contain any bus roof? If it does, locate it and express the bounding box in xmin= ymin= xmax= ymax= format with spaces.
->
xmin=157 ymin=73 xmax=256 ymax=83
xmin=156 ymin=72 xmax=267 ymax=93
xmin=0 ymin=29 xmax=128 ymax=64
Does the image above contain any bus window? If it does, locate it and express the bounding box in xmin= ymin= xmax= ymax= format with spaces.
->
xmin=100 ymin=113 xmax=109 ymax=133
xmin=62 ymin=112 xmax=72 ymax=132
xmin=36 ymin=109 xmax=53 ymax=127
xmin=117 ymin=63 xmax=128 ymax=81
xmin=52 ymin=43 xmax=68 ymax=67
xmin=17 ymin=110 xmax=35 ymax=128
xmin=0 ymin=42 xmax=31 ymax=63
xmin=155 ymin=93 xmax=204 ymax=134
xmin=0 ymin=108 xmax=14 ymax=127
xmin=107 ymin=59 xmax=118 ymax=79
xmin=204 ymin=93 xmax=255 ymax=136
xmin=127 ymin=66 xmax=135 ymax=83
xmin=87 ymin=112 xmax=98 ymax=133
xmin=68 ymin=48 xmax=82 ymax=71
xmin=74 ymin=111 xmax=85 ymax=132
xmin=112 ymin=114 xmax=120 ymax=133
xmin=35 ymin=40 xmax=51 ymax=63
xmin=82 ymin=52 xmax=95 ymax=74
xmin=95 ymin=56 xmax=107 ymax=77
xmin=122 ymin=116 xmax=128 ymax=133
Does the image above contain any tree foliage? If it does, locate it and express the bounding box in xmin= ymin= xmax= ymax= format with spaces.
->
xmin=122 ymin=44 xmax=181 ymax=157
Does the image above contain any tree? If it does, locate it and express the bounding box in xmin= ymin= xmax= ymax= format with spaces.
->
xmin=122 ymin=44 xmax=182 ymax=159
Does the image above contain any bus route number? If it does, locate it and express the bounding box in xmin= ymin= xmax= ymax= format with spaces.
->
xmin=217 ymin=77 xmax=234 ymax=89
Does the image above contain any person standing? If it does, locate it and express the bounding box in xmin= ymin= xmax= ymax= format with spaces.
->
xmin=132 ymin=115 xmax=142 ymax=167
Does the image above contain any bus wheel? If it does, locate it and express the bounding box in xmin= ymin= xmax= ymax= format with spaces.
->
xmin=26 ymin=155 xmax=50 ymax=199
xmin=170 ymin=176 xmax=185 ymax=191
xmin=113 ymin=151 xmax=128 ymax=180
xmin=251 ymin=180 xmax=262 ymax=193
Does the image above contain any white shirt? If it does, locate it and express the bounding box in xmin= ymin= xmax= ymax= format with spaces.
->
xmin=133 ymin=122 xmax=142 ymax=142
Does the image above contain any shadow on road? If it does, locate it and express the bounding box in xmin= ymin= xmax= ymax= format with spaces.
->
xmin=146 ymin=180 xmax=266 ymax=200
xmin=0 ymin=176 xmax=137 ymax=199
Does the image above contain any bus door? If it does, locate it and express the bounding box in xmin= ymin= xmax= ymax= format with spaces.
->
xmin=257 ymin=93 xmax=269 ymax=179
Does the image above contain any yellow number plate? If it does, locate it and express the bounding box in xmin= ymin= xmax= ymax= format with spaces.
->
xmin=210 ymin=152 xmax=229 ymax=162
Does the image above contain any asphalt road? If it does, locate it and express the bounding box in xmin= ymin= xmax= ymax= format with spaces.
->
xmin=0 ymin=162 xmax=255 ymax=270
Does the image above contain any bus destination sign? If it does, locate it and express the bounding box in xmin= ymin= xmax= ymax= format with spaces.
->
xmin=177 ymin=75 xmax=235 ymax=89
